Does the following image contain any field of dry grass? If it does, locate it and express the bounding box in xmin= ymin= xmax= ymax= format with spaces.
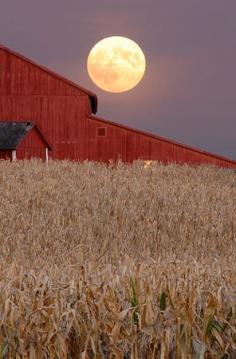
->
xmin=0 ymin=160 xmax=235 ymax=358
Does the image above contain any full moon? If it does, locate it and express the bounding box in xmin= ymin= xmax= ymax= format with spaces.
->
xmin=87 ymin=36 xmax=146 ymax=93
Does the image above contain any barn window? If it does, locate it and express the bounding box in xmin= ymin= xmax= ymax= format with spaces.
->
xmin=97 ymin=127 xmax=106 ymax=137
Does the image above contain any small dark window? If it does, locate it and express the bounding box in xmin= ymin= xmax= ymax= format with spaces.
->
xmin=97 ymin=127 xmax=106 ymax=137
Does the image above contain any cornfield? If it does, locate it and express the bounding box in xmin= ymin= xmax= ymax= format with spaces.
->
xmin=0 ymin=160 xmax=235 ymax=358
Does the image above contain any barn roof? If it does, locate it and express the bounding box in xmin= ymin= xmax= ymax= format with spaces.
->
xmin=0 ymin=121 xmax=52 ymax=150
xmin=0 ymin=43 xmax=98 ymax=114
xmin=89 ymin=115 xmax=236 ymax=165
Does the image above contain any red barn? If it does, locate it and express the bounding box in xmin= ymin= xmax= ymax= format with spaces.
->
xmin=0 ymin=43 xmax=236 ymax=168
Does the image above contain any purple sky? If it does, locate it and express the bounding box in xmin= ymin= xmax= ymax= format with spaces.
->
xmin=1 ymin=0 xmax=236 ymax=158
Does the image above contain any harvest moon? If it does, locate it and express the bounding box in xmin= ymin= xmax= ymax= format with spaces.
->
xmin=87 ymin=36 xmax=146 ymax=93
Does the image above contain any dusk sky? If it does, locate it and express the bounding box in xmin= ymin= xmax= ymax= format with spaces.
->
xmin=1 ymin=0 xmax=236 ymax=158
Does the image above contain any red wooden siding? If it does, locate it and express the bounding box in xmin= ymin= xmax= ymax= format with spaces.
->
xmin=0 ymin=49 xmax=86 ymax=96
xmin=0 ymin=150 xmax=11 ymax=160
xmin=0 ymin=95 xmax=88 ymax=160
xmin=17 ymin=126 xmax=47 ymax=160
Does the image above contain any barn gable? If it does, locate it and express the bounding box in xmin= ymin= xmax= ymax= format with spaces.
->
xmin=0 ymin=121 xmax=51 ymax=161
xmin=0 ymin=43 xmax=97 ymax=113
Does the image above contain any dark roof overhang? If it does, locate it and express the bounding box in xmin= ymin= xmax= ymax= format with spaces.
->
xmin=90 ymin=95 xmax=98 ymax=114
